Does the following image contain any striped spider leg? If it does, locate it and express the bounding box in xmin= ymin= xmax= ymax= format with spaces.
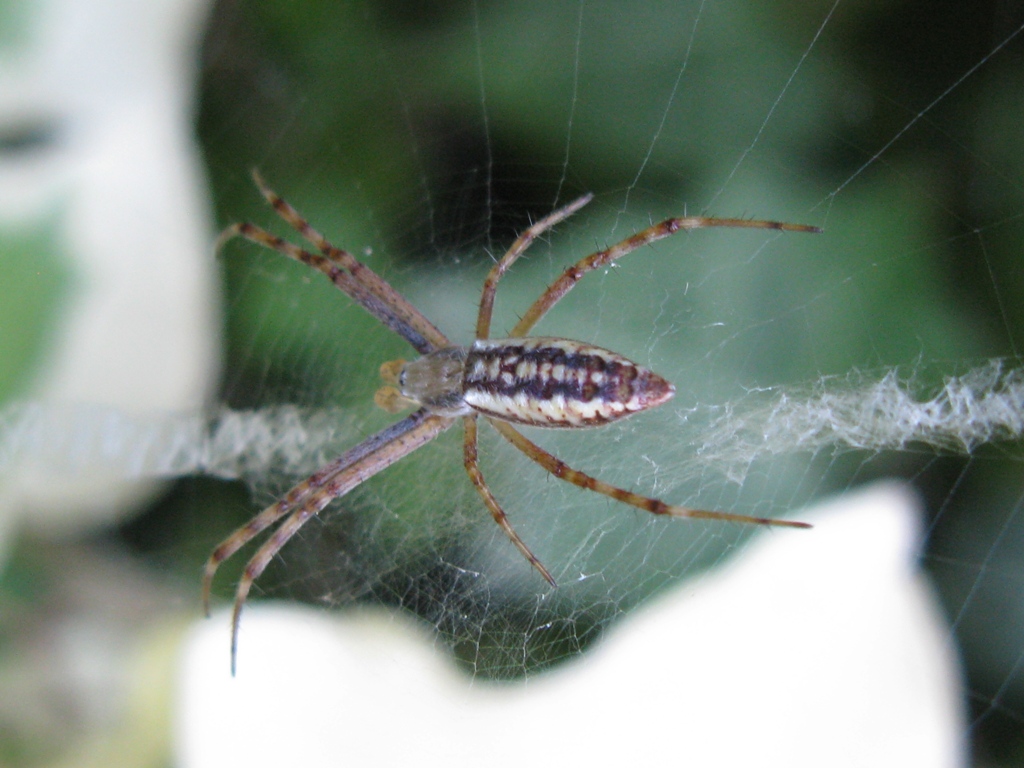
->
xmin=205 ymin=171 xmax=819 ymax=673
xmin=205 ymin=173 xmax=590 ymax=671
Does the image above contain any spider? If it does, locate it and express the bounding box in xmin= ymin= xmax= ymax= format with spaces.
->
xmin=204 ymin=171 xmax=820 ymax=673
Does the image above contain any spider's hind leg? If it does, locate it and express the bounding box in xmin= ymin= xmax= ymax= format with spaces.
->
xmin=509 ymin=213 xmax=821 ymax=337
xmin=488 ymin=418 xmax=811 ymax=529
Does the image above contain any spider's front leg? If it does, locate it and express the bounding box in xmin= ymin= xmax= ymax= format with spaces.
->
xmin=222 ymin=171 xmax=452 ymax=355
xmin=207 ymin=410 xmax=454 ymax=674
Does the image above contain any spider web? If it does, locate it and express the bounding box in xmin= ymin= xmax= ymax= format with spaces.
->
xmin=186 ymin=2 xmax=1024 ymax=758
xmin=4 ymin=0 xmax=1024 ymax=763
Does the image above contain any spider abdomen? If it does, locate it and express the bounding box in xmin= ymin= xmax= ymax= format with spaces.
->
xmin=462 ymin=337 xmax=674 ymax=427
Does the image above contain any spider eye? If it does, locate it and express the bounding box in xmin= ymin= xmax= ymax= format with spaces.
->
xmin=399 ymin=369 xmax=406 ymax=387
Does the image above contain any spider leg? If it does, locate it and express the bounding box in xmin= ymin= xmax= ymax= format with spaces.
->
xmin=215 ymin=409 xmax=454 ymax=674
xmin=228 ymin=500 xmax=333 ymax=676
xmin=201 ymin=410 xmax=445 ymax=615
xmin=202 ymin=496 xmax=291 ymax=618
xmin=462 ymin=415 xmax=556 ymax=586
xmin=511 ymin=215 xmax=820 ymax=337
xmin=475 ymin=193 xmax=593 ymax=340
xmin=219 ymin=220 xmax=442 ymax=354
xmin=488 ymin=418 xmax=811 ymax=529
xmin=248 ymin=171 xmax=450 ymax=354
xmin=202 ymin=459 xmax=357 ymax=617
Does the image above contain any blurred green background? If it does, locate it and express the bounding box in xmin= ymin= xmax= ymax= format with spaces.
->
xmin=200 ymin=1 xmax=1024 ymax=762
xmin=4 ymin=0 xmax=1024 ymax=764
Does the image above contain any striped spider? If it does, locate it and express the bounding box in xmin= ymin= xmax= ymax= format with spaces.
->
xmin=205 ymin=172 xmax=819 ymax=672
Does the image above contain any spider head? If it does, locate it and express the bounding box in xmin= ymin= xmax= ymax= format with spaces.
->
xmin=375 ymin=358 xmax=414 ymax=413
xmin=393 ymin=347 xmax=472 ymax=417
xmin=374 ymin=349 xmax=473 ymax=417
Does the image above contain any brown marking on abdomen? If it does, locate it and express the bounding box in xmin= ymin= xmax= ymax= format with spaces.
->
xmin=462 ymin=337 xmax=674 ymax=427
